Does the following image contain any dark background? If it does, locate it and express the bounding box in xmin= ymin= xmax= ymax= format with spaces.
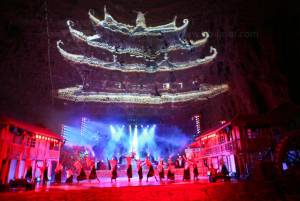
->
xmin=0 ymin=0 xmax=299 ymax=134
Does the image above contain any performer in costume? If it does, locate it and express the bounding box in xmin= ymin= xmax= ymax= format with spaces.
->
xmin=192 ymin=160 xmax=199 ymax=181
xmin=24 ymin=159 xmax=32 ymax=182
xmin=37 ymin=160 xmax=48 ymax=184
xmin=182 ymin=157 xmax=190 ymax=181
xmin=110 ymin=158 xmax=118 ymax=182
xmin=65 ymin=168 xmax=73 ymax=184
xmin=157 ymin=159 xmax=165 ymax=181
xmin=167 ymin=158 xmax=175 ymax=181
xmin=136 ymin=159 xmax=143 ymax=181
xmin=74 ymin=160 xmax=87 ymax=182
xmin=87 ymin=158 xmax=100 ymax=183
xmin=54 ymin=162 xmax=63 ymax=184
xmin=145 ymin=157 xmax=158 ymax=182
xmin=126 ymin=155 xmax=133 ymax=182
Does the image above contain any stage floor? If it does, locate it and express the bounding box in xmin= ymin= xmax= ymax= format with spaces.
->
xmin=1 ymin=177 xmax=298 ymax=201
xmin=35 ymin=176 xmax=210 ymax=191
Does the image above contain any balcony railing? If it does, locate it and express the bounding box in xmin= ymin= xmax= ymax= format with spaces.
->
xmin=190 ymin=141 xmax=239 ymax=157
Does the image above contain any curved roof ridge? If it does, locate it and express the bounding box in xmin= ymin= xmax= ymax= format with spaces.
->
xmin=66 ymin=20 xmax=210 ymax=60
xmin=89 ymin=7 xmax=188 ymax=36
xmin=57 ymin=40 xmax=217 ymax=73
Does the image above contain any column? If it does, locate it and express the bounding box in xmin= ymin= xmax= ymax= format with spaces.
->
xmin=48 ymin=160 xmax=52 ymax=181
xmin=2 ymin=159 xmax=10 ymax=183
xmin=14 ymin=159 xmax=20 ymax=179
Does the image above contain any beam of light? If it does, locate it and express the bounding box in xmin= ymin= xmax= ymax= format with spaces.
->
xmin=138 ymin=126 xmax=149 ymax=148
xmin=110 ymin=125 xmax=122 ymax=142
xmin=128 ymin=124 xmax=132 ymax=153
xmin=62 ymin=120 xmax=191 ymax=162
xmin=147 ymin=125 xmax=158 ymax=158
xmin=132 ymin=125 xmax=138 ymax=158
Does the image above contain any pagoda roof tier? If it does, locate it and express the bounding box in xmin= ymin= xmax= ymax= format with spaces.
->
xmin=56 ymin=84 xmax=229 ymax=104
xmin=88 ymin=7 xmax=189 ymax=37
xmin=67 ymin=20 xmax=209 ymax=60
xmin=57 ymin=40 xmax=217 ymax=73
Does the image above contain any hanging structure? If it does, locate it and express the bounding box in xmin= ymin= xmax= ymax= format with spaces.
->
xmin=56 ymin=6 xmax=228 ymax=104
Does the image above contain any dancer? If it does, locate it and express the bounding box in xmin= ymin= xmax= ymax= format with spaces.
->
xmin=126 ymin=155 xmax=133 ymax=182
xmin=183 ymin=159 xmax=190 ymax=181
xmin=87 ymin=159 xmax=100 ymax=183
xmin=176 ymin=155 xmax=184 ymax=168
xmin=74 ymin=160 xmax=87 ymax=182
xmin=136 ymin=159 xmax=143 ymax=181
xmin=192 ymin=160 xmax=199 ymax=181
xmin=65 ymin=168 xmax=73 ymax=184
xmin=167 ymin=158 xmax=175 ymax=181
xmin=110 ymin=158 xmax=118 ymax=182
xmin=54 ymin=161 xmax=63 ymax=184
xmin=37 ymin=160 xmax=48 ymax=184
xmin=157 ymin=159 xmax=165 ymax=181
xmin=24 ymin=159 xmax=32 ymax=182
xmin=145 ymin=157 xmax=158 ymax=182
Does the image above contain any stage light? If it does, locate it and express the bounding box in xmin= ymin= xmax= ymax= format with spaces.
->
xmin=110 ymin=125 xmax=122 ymax=142
xmin=132 ymin=125 xmax=138 ymax=157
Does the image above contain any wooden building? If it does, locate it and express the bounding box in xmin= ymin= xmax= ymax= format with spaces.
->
xmin=185 ymin=115 xmax=276 ymax=177
xmin=0 ymin=117 xmax=63 ymax=183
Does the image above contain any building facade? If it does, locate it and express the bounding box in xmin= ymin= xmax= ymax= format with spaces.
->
xmin=186 ymin=116 xmax=276 ymax=177
xmin=0 ymin=117 xmax=63 ymax=183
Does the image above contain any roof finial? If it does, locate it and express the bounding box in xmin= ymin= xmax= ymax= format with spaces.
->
xmin=173 ymin=16 xmax=177 ymax=24
xmin=104 ymin=5 xmax=107 ymax=14
xmin=135 ymin=11 xmax=146 ymax=28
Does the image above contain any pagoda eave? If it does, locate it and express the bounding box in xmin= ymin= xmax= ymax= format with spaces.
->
xmin=57 ymin=40 xmax=217 ymax=73
xmin=67 ymin=20 xmax=210 ymax=60
xmin=57 ymin=84 xmax=229 ymax=104
xmin=88 ymin=8 xmax=189 ymax=37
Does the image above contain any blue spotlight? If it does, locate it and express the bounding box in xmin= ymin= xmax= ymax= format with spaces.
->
xmin=132 ymin=125 xmax=138 ymax=157
xmin=110 ymin=125 xmax=122 ymax=141
xmin=128 ymin=125 xmax=133 ymax=152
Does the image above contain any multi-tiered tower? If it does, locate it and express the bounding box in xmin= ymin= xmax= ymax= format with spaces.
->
xmin=56 ymin=7 xmax=228 ymax=104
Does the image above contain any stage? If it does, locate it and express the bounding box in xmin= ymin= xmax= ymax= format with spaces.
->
xmin=1 ymin=177 xmax=297 ymax=201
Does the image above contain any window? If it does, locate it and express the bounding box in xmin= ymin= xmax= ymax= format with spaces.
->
xmin=178 ymin=82 xmax=183 ymax=89
xmin=163 ymin=83 xmax=170 ymax=90
xmin=49 ymin=141 xmax=54 ymax=150
xmin=54 ymin=143 xmax=60 ymax=151
xmin=203 ymin=159 xmax=208 ymax=167
xmin=30 ymin=138 xmax=36 ymax=147
xmin=115 ymin=82 xmax=121 ymax=89
xmin=26 ymin=137 xmax=30 ymax=146
xmin=50 ymin=141 xmax=60 ymax=151
xmin=247 ymin=128 xmax=257 ymax=139
xmin=218 ymin=135 xmax=225 ymax=144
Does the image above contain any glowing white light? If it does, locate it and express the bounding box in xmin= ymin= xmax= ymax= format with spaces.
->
xmin=132 ymin=126 xmax=138 ymax=158
xmin=57 ymin=84 xmax=228 ymax=104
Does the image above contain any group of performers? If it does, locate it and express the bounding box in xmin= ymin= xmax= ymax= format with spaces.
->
xmin=24 ymin=159 xmax=49 ymax=184
xmin=23 ymin=154 xmax=199 ymax=184
xmin=108 ymin=154 xmax=199 ymax=182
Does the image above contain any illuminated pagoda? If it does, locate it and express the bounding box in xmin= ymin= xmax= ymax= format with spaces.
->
xmin=56 ymin=6 xmax=228 ymax=104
